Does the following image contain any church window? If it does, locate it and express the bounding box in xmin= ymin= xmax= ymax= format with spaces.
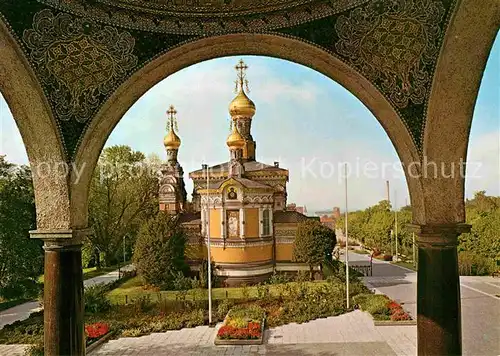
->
xmin=263 ymin=209 xmax=270 ymax=236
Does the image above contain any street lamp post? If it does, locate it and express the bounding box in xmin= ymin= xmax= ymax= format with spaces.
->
xmin=344 ymin=163 xmax=349 ymax=309
xmin=203 ymin=164 xmax=213 ymax=325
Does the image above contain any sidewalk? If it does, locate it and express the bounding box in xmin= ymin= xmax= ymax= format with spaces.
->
xmin=346 ymin=250 xmax=500 ymax=355
xmin=91 ymin=310 xmax=415 ymax=356
xmin=0 ymin=265 xmax=134 ymax=330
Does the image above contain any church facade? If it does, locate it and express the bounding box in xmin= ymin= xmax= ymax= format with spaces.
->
xmin=159 ymin=60 xmax=316 ymax=285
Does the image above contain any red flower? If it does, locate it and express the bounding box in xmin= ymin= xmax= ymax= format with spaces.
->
xmin=387 ymin=301 xmax=402 ymax=311
xmin=217 ymin=322 xmax=262 ymax=340
xmin=85 ymin=322 xmax=110 ymax=339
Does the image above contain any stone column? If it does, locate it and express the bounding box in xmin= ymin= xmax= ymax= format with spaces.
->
xmin=31 ymin=230 xmax=87 ymax=356
xmin=411 ymin=223 xmax=471 ymax=356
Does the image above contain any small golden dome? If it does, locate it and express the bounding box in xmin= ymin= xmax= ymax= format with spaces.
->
xmin=226 ymin=124 xmax=245 ymax=149
xmin=229 ymin=89 xmax=256 ymax=118
xmin=164 ymin=129 xmax=181 ymax=149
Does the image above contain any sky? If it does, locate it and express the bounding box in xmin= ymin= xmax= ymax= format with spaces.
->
xmin=1 ymin=36 xmax=499 ymax=213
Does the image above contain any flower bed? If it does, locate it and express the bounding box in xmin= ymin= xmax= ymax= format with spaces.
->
xmin=215 ymin=305 xmax=265 ymax=345
xmin=353 ymin=294 xmax=415 ymax=325
xmin=85 ymin=322 xmax=112 ymax=351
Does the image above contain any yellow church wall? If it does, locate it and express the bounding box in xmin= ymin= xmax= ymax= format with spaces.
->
xmin=276 ymin=244 xmax=294 ymax=262
xmin=210 ymin=245 xmax=272 ymax=263
xmin=209 ymin=208 xmax=221 ymax=238
xmin=245 ymin=208 xmax=259 ymax=237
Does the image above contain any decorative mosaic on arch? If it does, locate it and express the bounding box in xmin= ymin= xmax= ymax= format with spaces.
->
xmin=335 ymin=0 xmax=445 ymax=109
xmin=36 ymin=0 xmax=369 ymax=35
xmin=22 ymin=9 xmax=138 ymax=123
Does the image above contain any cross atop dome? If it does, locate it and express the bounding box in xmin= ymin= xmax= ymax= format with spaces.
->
xmin=235 ymin=59 xmax=250 ymax=93
xmin=166 ymin=104 xmax=179 ymax=132
xmin=164 ymin=104 xmax=181 ymax=150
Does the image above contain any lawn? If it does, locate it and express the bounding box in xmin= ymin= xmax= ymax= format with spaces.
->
xmin=352 ymin=249 xmax=371 ymax=255
xmin=106 ymin=276 xmax=331 ymax=305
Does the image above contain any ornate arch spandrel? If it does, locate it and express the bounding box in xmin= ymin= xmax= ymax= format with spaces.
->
xmin=419 ymin=0 xmax=500 ymax=225
xmin=0 ymin=18 xmax=72 ymax=230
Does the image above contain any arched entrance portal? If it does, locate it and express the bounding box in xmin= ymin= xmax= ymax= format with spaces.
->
xmin=0 ymin=0 xmax=498 ymax=354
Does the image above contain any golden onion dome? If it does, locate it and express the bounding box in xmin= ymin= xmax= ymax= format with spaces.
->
xmin=226 ymin=124 xmax=245 ymax=149
xmin=229 ymin=89 xmax=256 ymax=118
xmin=164 ymin=129 xmax=181 ymax=149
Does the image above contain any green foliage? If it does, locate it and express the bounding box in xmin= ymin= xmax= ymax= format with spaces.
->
xmin=335 ymin=200 xmax=414 ymax=257
xmin=0 ymin=156 xmax=43 ymax=300
xmin=172 ymin=271 xmax=193 ymax=291
xmin=198 ymin=259 xmax=218 ymax=288
xmin=85 ymin=284 xmax=112 ymax=314
xmin=133 ymin=212 xmax=188 ymax=288
xmin=228 ymin=305 xmax=264 ymax=322
xmin=459 ymin=191 xmax=500 ymax=275
xmin=293 ymin=220 xmax=336 ymax=279
xmin=216 ymin=299 xmax=234 ymax=319
xmin=89 ymin=145 xmax=159 ymax=266
xmin=24 ymin=343 xmax=44 ymax=356
xmin=266 ymin=271 xmax=291 ymax=285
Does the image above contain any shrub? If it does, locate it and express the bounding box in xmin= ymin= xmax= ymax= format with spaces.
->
xmin=216 ymin=299 xmax=234 ymax=319
xmin=132 ymin=295 xmax=152 ymax=314
xmin=198 ymin=260 xmax=218 ymax=288
xmin=85 ymin=284 xmax=111 ymax=314
xmin=133 ymin=213 xmax=188 ymax=288
xmin=293 ymin=220 xmax=337 ymax=280
xmin=172 ymin=272 xmax=193 ymax=291
xmin=256 ymin=284 xmax=271 ymax=301
xmin=241 ymin=284 xmax=250 ymax=301
xmin=266 ymin=271 xmax=291 ymax=285
xmin=24 ymin=343 xmax=44 ymax=356
xmin=295 ymin=270 xmax=310 ymax=282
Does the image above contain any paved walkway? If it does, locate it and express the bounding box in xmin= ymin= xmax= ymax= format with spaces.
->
xmin=92 ymin=310 xmax=414 ymax=356
xmin=0 ymin=265 xmax=133 ymax=330
xmin=346 ymin=251 xmax=500 ymax=356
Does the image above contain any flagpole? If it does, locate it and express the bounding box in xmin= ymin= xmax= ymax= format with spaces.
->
xmin=395 ymin=190 xmax=398 ymax=263
xmin=203 ymin=164 xmax=213 ymax=325
xmin=344 ymin=163 xmax=349 ymax=309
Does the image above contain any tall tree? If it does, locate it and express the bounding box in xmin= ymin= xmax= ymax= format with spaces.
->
xmin=88 ymin=145 xmax=159 ymax=266
xmin=293 ymin=219 xmax=336 ymax=280
xmin=0 ymin=156 xmax=42 ymax=299
xmin=133 ymin=212 xmax=188 ymax=288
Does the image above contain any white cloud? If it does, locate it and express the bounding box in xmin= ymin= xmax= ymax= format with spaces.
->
xmin=465 ymin=130 xmax=500 ymax=197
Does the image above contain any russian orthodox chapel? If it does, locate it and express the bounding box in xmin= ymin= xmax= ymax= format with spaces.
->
xmin=159 ymin=60 xmax=315 ymax=285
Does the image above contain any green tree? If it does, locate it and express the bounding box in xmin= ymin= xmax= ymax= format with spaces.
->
xmin=458 ymin=191 xmax=500 ymax=275
xmin=0 ymin=156 xmax=42 ymax=299
xmin=293 ymin=220 xmax=336 ymax=280
xmin=133 ymin=212 xmax=188 ymax=288
xmin=88 ymin=145 xmax=159 ymax=266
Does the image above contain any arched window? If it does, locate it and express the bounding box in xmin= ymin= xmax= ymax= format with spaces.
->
xmin=262 ymin=209 xmax=270 ymax=236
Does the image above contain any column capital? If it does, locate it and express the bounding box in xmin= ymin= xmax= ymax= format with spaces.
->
xmin=408 ymin=223 xmax=471 ymax=248
xmin=30 ymin=228 xmax=91 ymax=247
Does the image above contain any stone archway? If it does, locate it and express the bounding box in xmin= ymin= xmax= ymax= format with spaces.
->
xmin=0 ymin=17 xmax=86 ymax=356
xmin=72 ymin=33 xmax=424 ymax=231
xmin=0 ymin=0 xmax=498 ymax=354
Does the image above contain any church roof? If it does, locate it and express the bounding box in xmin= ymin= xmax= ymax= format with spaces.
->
xmin=190 ymin=160 xmax=287 ymax=176
xmin=273 ymin=211 xmax=319 ymax=223
xmin=206 ymin=177 xmax=272 ymax=190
